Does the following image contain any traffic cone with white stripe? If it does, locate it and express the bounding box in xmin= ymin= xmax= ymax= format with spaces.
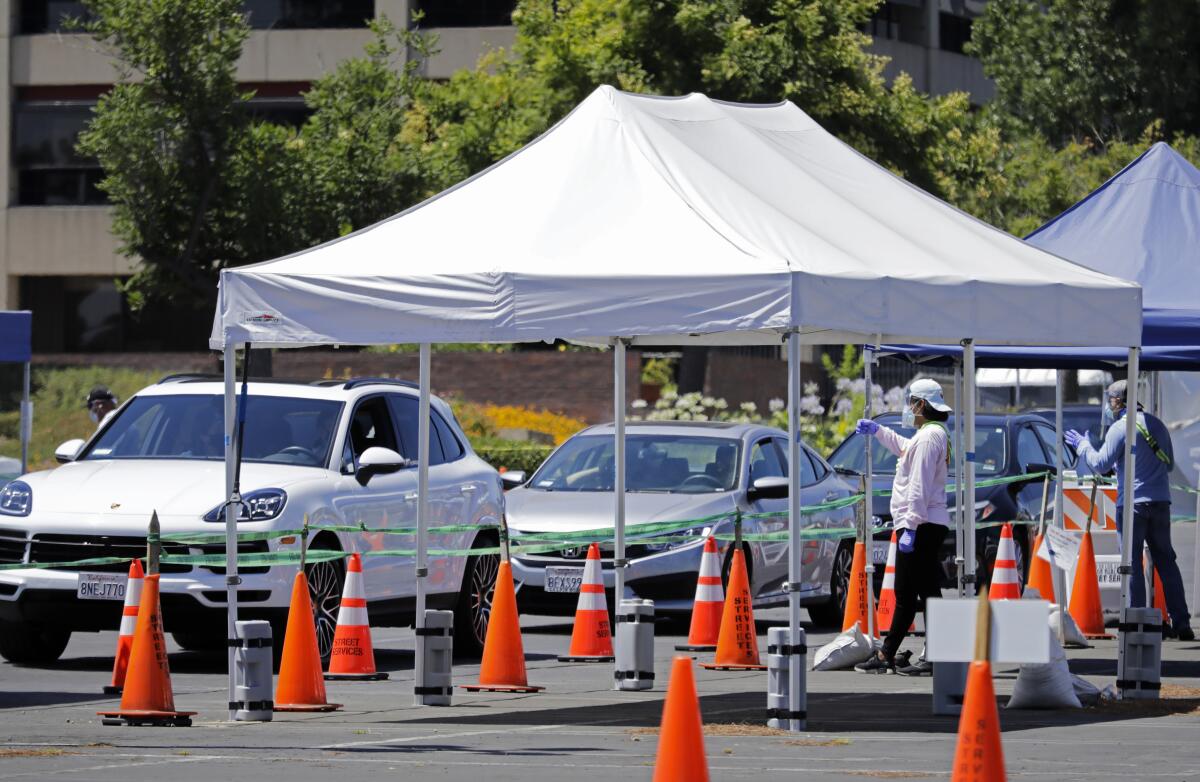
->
xmin=676 ymin=536 xmax=724 ymax=652
xmin=104 ymin=558 xmax=144 ymax=695
xmin=325 ymin=553 xmax=388 ymax=681
xmin=987 ymin=523 xmax=1021 ymax=600
xmin=558 ymin=543 xmax=614 ymax=662
xmin=875 ymin=531 xmax=913 ymax=633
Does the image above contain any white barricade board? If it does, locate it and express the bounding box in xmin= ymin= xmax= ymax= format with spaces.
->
xmin=925 ymin=599 xmax=1050 ymax=664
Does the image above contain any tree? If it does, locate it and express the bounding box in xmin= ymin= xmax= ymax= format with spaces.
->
xmin=969 ymin=0 xmax=1200 ymax=146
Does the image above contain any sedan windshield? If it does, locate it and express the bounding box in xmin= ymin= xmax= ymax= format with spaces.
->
xmin=829 ymin=422 xmax=1006 ymax=476
xmin=82 ymin=394 xmax=344 ymax=468
xmin=529 ymin=434 xmax=742 ymax=493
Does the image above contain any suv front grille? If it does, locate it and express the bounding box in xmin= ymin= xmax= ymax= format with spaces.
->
xmin=29 ymin=534 xmax=192 ymax=573
xmin=0 ymin=529 xmax=27 ymax=565
xmin=200 ymin=539 xmax=270 ymax=575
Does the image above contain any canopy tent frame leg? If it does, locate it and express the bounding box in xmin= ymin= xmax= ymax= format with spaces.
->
xmin=862 ymin=344 xmax=877 ymax=640
xmin=611 ymin=338 xmax=629 ymax=692
xmin=19 ymin=362 xmax=29 ymax=476
xmin=1119 ymin=348 xmax=1140 ymax=610
xmin=962 ymin=341 xmax=977 ymax=593
xmin=953 ymin=361 xmax=965 ymax=597
xmin=1052 ymin=370 xmax=1067 ymax=638
xmin=785 ymin=330 xmax=803 ymax=732
xmin=223 ymin=344 xmax=241 ymax=722
xmin=414 ymin=344 xmax=432 ymax=705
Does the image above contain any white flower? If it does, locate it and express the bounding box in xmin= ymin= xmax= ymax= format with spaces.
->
xmin=739 ymin=401 xmax=758 ymax=413
xmin=768 ymin=397 xmax=785 ymax=413
xmin=834 ymin=398 xmax=853 ymax=416
xmin=632 ymin=399 xmax=648 ymax=409
xmin=714 ymin=398 xmax=729 ymax=410
xmin=835 ymin=377 xmax=851 ymax=391
xmin=850 ymin=378 xmax=866 ymax=394
xmin=661 ymin=388 xmax=679 ymax=402
xmin=803 ymin=382 xmax=819 ymax=396
xmin=701 ymin=396 xmax=717 ymax=408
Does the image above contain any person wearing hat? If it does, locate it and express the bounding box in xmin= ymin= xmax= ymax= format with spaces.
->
xmin=1066 ymin=380 xmax=1193 ymax=640
xmin=86 ymin=386 xmax=119 ymax=430
xmin=852 ymin=378 xmax=952 ymax=674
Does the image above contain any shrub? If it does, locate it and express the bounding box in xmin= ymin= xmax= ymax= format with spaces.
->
xmin=472 ymin=443 xmax=554 ymax=475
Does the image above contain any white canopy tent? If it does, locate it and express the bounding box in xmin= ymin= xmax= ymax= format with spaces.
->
xmin=211 ymin=86 xmax=1142 ymax=727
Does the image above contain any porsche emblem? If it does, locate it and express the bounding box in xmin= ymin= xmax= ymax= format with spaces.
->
xmin=110 ymin=502 xmax=121 ymax=510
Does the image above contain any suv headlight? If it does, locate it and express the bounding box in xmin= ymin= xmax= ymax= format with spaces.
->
xmin=0 ymin=481 xmax=31 ymax=516
xmin=644 ymin=525 xmax=712 ymax=553
xmin=203 ymin=489 xmax=287 ymax=523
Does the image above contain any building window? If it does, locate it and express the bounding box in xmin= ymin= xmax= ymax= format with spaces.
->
xmin=18 ymin=1 xmax=91 ymax=34
xmin=864 ymin=2 xmax=924 ymax=46
xmin=243 ymin=0 xmax=374 ymax=30
xmin=13 ymin=102 xmax=106 ymax=206
xmin=414 ymin=0 xmax=516 ymax=28
xmin=21 ymin=277 xmax=126 ymax=352
xmin=939 ymin=12 xmax=973 ymax=54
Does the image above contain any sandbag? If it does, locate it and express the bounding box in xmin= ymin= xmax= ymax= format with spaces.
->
xmin=1050 ymin=604 xmax=1089 ymax=648
xmin=1071 ymin=674 xmax=1102 ymax=706
xmin=812 ymin=622 xmax=874 ymax=671
xmin=1006 ymin=631 xmax=1081 ymax=710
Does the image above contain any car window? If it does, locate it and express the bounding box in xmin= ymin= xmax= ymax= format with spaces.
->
xmin=85 ymin=393 xmax=341 ymax=468
xmin=389 ymin=395 xmax=447 ymax=466
xmin=1033 ymin=423 xmax=1077 ymax=468
xmin=749 ymin=439 xmax=785 ymax=482
xmin=770 ymin=437 xmax=821 ymax=486
xmin=1016 ymin=425 xmax=1047 ymax=471
xmin=829 ymin=421 xmax=1005 ymax=476
xmin=432 ymin=412 xmax=465 ymax=462
xmin=344 ymin=396 xmax=400 ymax=471
xmin=528 ymin=434 xmax=741 ymax=493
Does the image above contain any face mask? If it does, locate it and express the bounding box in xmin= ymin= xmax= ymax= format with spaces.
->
xmin=89 ymin=410 xmax=99 ymax=424
xmin=901 ymin=401 xmax=917 ymax=429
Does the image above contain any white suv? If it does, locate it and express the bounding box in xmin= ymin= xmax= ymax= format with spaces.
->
xmin=0 ymin=376 xmax=505 ymax=664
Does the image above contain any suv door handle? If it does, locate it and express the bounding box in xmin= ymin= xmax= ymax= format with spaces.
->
xmin=460 ymin=486 xmax=477 ymax=494
xmin=401 ymin=492 xmax=418 ymax=501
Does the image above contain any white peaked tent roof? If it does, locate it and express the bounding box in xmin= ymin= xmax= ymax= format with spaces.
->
xmin=210 ymin=86 xmax=1142 ymax=350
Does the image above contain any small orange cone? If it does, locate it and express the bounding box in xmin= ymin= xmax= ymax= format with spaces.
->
xmin=987 ymin=524 xmax=1021 ymax=600
xmin=841 ymin=541 xmax=872 ymax=634
xmin=325 ymin=554 xmax=388 ymax=681
xmin=1068 ymin=529 xmax=1112 ymax=639
xmin=97 ymin=574 xmax=196 ymax=726
xmin=462 ymin=561 xmax=544 ymax=692
xmin=676 ymin=536 xmax=724 ymax=652
xmin=559 ymin=543 xmax=614 ymax=662
xmin=1026 ymin=532 xmax=1055 ymax=603
xmin=103 ymin=558 xmax=144 ymax=695
xmin=950 ymin=660 xmax=1006 ymax=781
xmin=276 ymin=571 xmax=342 ymax=711
xmin=875 ymin=531 xmax=913 ymax=633
xmin=653 ymin=656 xmax=710 ymax=782
xmin=700 ymin=548 xmax=765 ymax=671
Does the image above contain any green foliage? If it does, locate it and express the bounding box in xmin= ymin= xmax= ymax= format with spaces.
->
xmin=640 ymin=357 xmax=675 ymax=387
xmin=472 ymin=444 xmax=554 ymax=475
xmin=969 ymin=0 xmax=1200 ymax=145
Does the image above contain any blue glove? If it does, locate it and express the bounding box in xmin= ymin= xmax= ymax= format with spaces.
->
xmin=1064 ymin=430 xmax=1087 ymax=450
xmin=855 ymin=419 xmax=879 ymax=436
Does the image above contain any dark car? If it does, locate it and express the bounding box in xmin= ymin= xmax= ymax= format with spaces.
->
xmin=826 ymin=412 xmax=1082 ymax=601
xmin=1028 ymin=404 xmax=1105 ymax=455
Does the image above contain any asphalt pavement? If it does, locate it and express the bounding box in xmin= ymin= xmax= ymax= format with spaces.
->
xmin=0 ymin=522 xmax=1196 ymax=781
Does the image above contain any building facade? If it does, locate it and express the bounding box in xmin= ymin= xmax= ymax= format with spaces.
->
xmin=2 ymin=0 xmax=987 ymax=353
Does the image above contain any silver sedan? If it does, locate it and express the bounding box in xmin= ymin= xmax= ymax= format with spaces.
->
xmin=504 ymin=421 xmax=858 ymax=625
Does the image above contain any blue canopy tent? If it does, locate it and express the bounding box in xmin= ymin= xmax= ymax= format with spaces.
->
xmin=880 ymin=142 xmax=1200 ymax=621
xmin=0 ymin=311 xmax=33 ymax=475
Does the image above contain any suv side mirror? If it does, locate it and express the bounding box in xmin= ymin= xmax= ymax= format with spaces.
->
xmin=356 ymin=446 xmax=410 ymax=485
xmin=55 ymin=439 xmax=85 ymax=464
xmin=500 ymin=471 xmax=527 ymax=491
xmin=748 ymin=475 xmax=789 ymax=501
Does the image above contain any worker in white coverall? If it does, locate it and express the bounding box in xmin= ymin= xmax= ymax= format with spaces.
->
xmin=853 ymin=378 xmax=951 ymax=675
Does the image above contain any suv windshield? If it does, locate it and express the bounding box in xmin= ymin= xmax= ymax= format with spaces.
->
xmin=83 ymin=394 xmax=344 ymax=468
xmin=829 ymin=421 xmax=1006 ymax=476
xmin=529 ymin=434 xmax=742 ymax=493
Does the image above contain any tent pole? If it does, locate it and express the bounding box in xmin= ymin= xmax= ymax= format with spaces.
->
xmin=953 ymin=361 xmax=965 ymax=597
xmin=785 ymin=330 xmax=803 ymax=732
xmin=1119 ymin=348 xmax=1140 ymax=610
xmin=862 ymin=345 xmax=876 ymax=640
xmin=1194 ymin=464 xmax=1200 ymax=620
xmin=222 ymin=344 xmax=240 ymax=721
xmin=415 ymin=343 xmax=431 ymax=706
xmin=20 ymin=361 xmax=30 ymax=475
xmin=613 ymin=339 xmax=627 ymax=618
xmin=962 ymin=341 xmax=976 ymax=593
xmin=1053 ymin=369 xmax=1067 ymax=637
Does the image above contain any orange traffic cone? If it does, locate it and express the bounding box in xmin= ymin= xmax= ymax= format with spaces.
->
xmin=276 ymin=571 xmax=343 ymax=711
xmin=1026 ymin=531 xmax=1055 ymax=603
xmin=462 ymin=561 xmax=544 ymax=692
xmin=841 ymin=540 xmax=872 ymax=634
xmin=875 ymin=531 xmax=913 ymax=633
xmin=325 ymin=554 xmax=388 ymax=681
xmin=97 ymin=574 xmax=196 ymax=726
xmin=103 ymin=558 xmax=144 ymax=695
xmin=676 ymin=536 xmax=724 ymax=652
xmin=987 ymin=524 xmax=1021 ymax=600
xmin=950 ymin=660 xmax=1006 ymax=782
xmin=701 ymin=547 xmax=765 ymax=671
xmin=1068 ymin=529 xmax=1112 ymax=639
xmin=559 ymin=543 xmax=614 ymax=662
xmin=653 ymin=656 xmax=710 ymax=782
xmin=1149 ymin=558 xmax=1169 ymax=627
